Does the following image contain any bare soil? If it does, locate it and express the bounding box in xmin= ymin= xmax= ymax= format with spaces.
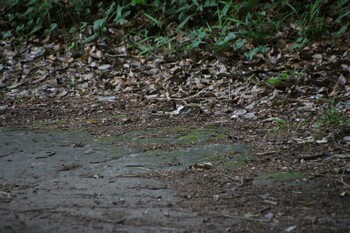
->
xmin=1 ymin=98 xmax=349 ymax=232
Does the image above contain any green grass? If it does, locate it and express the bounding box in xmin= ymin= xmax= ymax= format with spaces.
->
xmin=270 ymin=117 xmax=289 ymax=132
xmin=318 ymin=107 xmax=345 ymax=128
xmin=267 ymin=72 xmax=290 ymax=85
xmin=256 ymin=172 xmax=304 ymax=184
xmin=1 ymin=0 xmax=348 ymax=56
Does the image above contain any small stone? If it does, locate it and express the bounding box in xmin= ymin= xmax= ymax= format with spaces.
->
xmin=264 ymin=212 xmax=274 ymax=219
xmin=154 ymin=58 xmax=164 ymax=65
xmin=230 ymin=109 xmax=247 ymax=119
xmin=312 ymin=53 xmax=323 ymax=60
xmin=118 ymin=47 xmax=127 ymax=54
xmin=234 ymin=109 xmax=247 ymax=115
xmin=343 ymin=136 xmax=350 ymax=143
xmin=245 ymin=102 xmax=255 ymax=110
xmin=98 ymin=96 xmax=116 ymax=102
xmin=19 ymin=90 xmax=30 ymax=97
xmin=90 ymin=62 xmax=97 ymax=68
xmin=285 ymin=225 xmax=297 ymax=232
xmin=316 ymin=137 xmax=328 ymax=144
xmin=98 ymin=64 xmax=111 ymax=70
xmin=244 ymin=112 xmax=257 ymax=120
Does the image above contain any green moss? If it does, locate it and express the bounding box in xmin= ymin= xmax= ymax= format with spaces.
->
xmin=195 ymin=145 xmax=254 ymax=169
xmin=30 ymin=119 xmax=68 ymax=128
xmin=125 ymin=143 xmax=252 ymax=170
xmin=177 ymin=131 xmax=202 ymax=142
xmin=174 ymin=127 xmax=228 ymax=145
xmin=97 ymin=125 xmax=229 ymax=149
xmin=255 ymin=172 xmax=304 ymax=185
xmin=266 ymin=72 xmax=290 ymax=85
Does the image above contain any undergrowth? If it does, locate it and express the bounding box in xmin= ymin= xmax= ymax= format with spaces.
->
xmin=1 ymin=0 xmax=349 ymax=56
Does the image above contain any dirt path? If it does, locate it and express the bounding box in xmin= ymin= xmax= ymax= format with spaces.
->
xmin=0 ymin=102 xmax=349 ymax=232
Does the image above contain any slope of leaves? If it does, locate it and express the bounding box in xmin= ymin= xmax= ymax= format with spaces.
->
xmin=0 ymin=0 xmax=349 ymax=145
xmin=0 ymin=32 xmax=349 ymax=142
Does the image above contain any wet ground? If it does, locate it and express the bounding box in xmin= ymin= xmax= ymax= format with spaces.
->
xmin=0 ymin=126 xmax=249 ymax=232
xmin=0 ymin=103 xmax=349 ymax=232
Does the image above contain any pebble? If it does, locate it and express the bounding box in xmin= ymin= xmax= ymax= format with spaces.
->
xmin=230 ymin=109 xmax=247 ymax=119
xmin=98 ymin=64 xmax=111 ymax=70
xmin=343 ymin=136 xmax=350 ymax=143
xmin=98 ymin=96 xmax=116 ymax=102
xmin=19 ymin=90 xmax=30 ymax=97
xmin=234 ymin=109 xmax=247 ymax=115
xmin=244 ymin=112 xmax=257 ymax=120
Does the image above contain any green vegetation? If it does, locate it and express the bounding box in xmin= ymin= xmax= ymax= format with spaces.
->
xmin=255 ymin=172 xmax=304 ymax=185
xmin=266 ymin=70 xmax=307 ymax=87
xmin=1 ymin=1 xmax=348 ymax=139
xmin=269 ymin=117 xmax=289 ymax=132
xmin=266 ymin=72 xmax=291 ymax=86
xmin=1 ymin=0 xmax=349 ymax=56
xmin=318 ymin=107 xmax=346 ymax=129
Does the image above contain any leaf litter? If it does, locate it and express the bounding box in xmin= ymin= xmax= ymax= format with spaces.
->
xmin=0 ymin=33 xmax=350 ymax=232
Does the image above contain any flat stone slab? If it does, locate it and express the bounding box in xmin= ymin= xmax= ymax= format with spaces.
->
xmin=0 ymin=127 xmax=250 ymax=232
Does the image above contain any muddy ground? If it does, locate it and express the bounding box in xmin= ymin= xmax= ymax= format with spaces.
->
xmin=0 ymin=99 xmax=349 ymax=233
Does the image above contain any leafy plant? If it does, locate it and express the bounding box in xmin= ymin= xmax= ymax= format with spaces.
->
xmin=319 ymin=107 xmax=345 ymax=128
xmin=214 ymin=32 xmax=236 ymax=51
xmin=143 ymin=12 xmax=163 ymax=28
xmin=84 ymin=2 xmax=118 ymax=43
xmin=132 ymin=0 xmax=146 ymax=4
xmin=270 ymin=117 xmax=289 ymax=132
xmin=185 ymin=27 xmax=207 ymax=53
xmin=265 ymin=117 xmax=290 ymax=142
xmin=1 ymin=0 xmax=349 ymax=55
xmin=232 ymin=38 xmax=247 ymax=51
xmin=114 ymin=4 xmax=131 ymax=25
xmin=154 ymin=36 xmax=175 ymax=53
xmin=267 ymin=72 xmax=290 ymax=85
xmin=290 ymin=37 xmax=309 ymax=50
xmin=299 ymin=0 xmax=326 ymax=38
xmin=244 ymin=46 xmax=270 ymax=60
xmin=10 ymin=0 xmax=54 ymax=35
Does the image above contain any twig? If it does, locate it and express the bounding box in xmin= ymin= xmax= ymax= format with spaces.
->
xmin=299 ymin=151 xmax=332 ymax=161
xmin=0 ymin=191 xmax=11 ymax=198
xmin=324 ymin=154 xmax=350 ymax=161
xmin=338 ymin=166 xmax=350 ymax=188
xmin=222 ymin=174 xmax=244 ymax=184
